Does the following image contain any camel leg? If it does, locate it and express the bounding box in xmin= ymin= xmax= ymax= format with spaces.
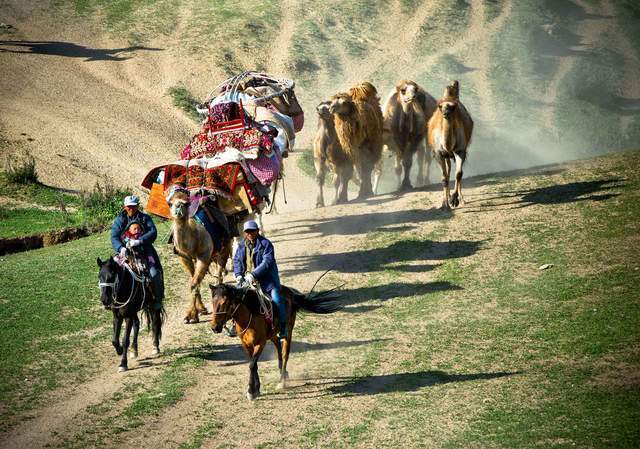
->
xmin=416 ymin=143 xmax=430 ymax=186
xmin=314 ymin=155 xmax=326 ymax=208
xmin=450 ymin=152 xmax=466 ymax=208
xmin=372 ymin=157 xmax=383 ymax=195
xmin=394 ymin=151 xmax=403 ymax=191
xmin=192 ymin=258 xmax=210 ymax=318
xmin=400 ymin=144 xmax=415 ymax=191
xmin=436 ymin=154 xmax=451 ymax=210
xmin=357 ymin=159 xmax=374 ymax=199
xmin=335 ymin=163 xmax=353 ymax=204
xmin=178 ymin=255 xmax=198 ymax=324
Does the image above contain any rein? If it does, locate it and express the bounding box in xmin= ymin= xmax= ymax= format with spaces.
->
xmin=212 ymin=288 xmax=253 ymax=336
xmin=99 ymin=263 xmax=147 ymax=310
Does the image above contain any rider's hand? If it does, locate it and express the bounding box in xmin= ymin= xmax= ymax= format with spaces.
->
xmin=127 ymin=239 xmax=142 ymax=248
xmin=245 ymin=272 xmax=255 ymax=285
xmin=119 ymin=247 xmax=128 ymax=259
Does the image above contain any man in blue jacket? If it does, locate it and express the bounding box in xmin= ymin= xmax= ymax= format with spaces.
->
xmin=110 ymin=195 xmax=164 ymax=307
xmin=233 ymin=219 xmax=287 ymax=340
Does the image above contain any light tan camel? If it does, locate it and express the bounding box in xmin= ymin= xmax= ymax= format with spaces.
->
xmin=382 ymin=80 xmax=437 ymax=191
xmin=313 ymin=101 xmax=352 ymax=207
xmin=328 ymin=81 xmax=384 ymax=200
xmin=166 ymin=186 xmax=232 ymax=323
xmin=427 ymin=80 xmax=474 ymax=209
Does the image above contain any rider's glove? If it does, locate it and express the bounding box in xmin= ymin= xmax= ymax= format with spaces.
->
xmin=245 ymin=272 xmax=255 ymax=285
xmin=235 ymin=275 xmax=244 ymax=287
xmin=127 ymin=239 xmax=142 ymax=247
xmin=119 ymin=247 xmax=127 ymax=259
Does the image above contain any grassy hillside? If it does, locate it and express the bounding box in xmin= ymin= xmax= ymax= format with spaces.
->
xmin=1 ymin=151 xmax=638 ymax=448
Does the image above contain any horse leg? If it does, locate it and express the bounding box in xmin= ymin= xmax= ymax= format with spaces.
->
xmin=246 ymin=343 xmax=265 ymax=400
xmin=130 ymin=315 xmax=139 ymax=359
xmin=450 ymin=152 xmax=465 ymax=208
xmin=178 ymin=255 xmax=198 ymax=324
xmin=151 ymin=308 xmax=162 ymax=356
xmin=436 ymin=154 xmax=450 ymax=210
xmin=118 ymin=318 xmax=133 ymax=372
xmin=279 ymin=312 xmax=295 ymax=389
xmin=112 ymin=312 xmax=123 ymax=355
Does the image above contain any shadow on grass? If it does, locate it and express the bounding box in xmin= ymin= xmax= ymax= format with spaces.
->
xmin=281 ymin=238 xmax=482 ymax=276
xmin=274 ymin=207 xmax=451 ymax=240
xmin=338 ymin=281 xmax=463 ymax=308
xmin=0 ymin=40 xmax=162 ymax=61
xmin=266 ymin=370 xmax=519 ymax=399
xmin=463 ymin=178 xmax=624 ymax=212
xmin=172 ymin=338 xmax=390 ymax=365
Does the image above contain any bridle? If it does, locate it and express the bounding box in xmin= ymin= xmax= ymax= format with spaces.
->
xmin=211 ymin=287 xmax=252 ymax=335
xmin=99 ymin=262 xmax=147 ymax=310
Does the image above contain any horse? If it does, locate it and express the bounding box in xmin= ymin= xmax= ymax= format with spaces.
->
xmin=97 ymin=255 xmax=165 ymax=372
xmin=210 ymin=283 xmax=341 ymax=400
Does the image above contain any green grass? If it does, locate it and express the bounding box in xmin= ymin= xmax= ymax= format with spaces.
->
xmin=0 ymin=206 xmax=83 ymax=238
xmin=0 ymin=172 xmax=80 ymax=208
xmin=168 ymin=85 xmax=202 ymax=123
xmin=0 ymin=221 xmax=173 ymax=432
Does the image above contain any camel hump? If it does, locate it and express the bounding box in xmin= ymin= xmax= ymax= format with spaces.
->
xmin=349 ymin=81 xmax=379 ymax=104
xmin=443 ymin=80 xmax=460 ymax=100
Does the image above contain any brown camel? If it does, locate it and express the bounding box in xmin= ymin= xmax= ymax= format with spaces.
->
xmin=166 ymin=186 xmax=232 ymax=323
xmin=383 ymin=80 xmax=437 ymax=191
xmin=313 ymin=101 xmax=352 ymax=207
xmin=328 ymin=81 xmax=383 ymax=200
xmin=427 ymin=80 xmax=474 ymax=209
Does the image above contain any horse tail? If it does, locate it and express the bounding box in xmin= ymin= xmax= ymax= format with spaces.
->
xmin=290 ymin=287 xmax=342 ymax=314
xmin=143 ymin=304 xmax=166 ymax=338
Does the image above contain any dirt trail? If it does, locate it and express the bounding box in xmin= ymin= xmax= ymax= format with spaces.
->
xmin=268 ymin=0 xmax=297 ymax=76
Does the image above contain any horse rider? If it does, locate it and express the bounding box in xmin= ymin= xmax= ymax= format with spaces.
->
xmin=233 ymin=219 xmax=287 ymax=340
xmin=110 ymin=195 xmax=164 ymax=308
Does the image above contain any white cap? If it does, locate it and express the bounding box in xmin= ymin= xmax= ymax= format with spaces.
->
xmin=123 ymin=195 xmax=140 ymax=206
xmin=243 ymin=220 xmax=259 ymax=231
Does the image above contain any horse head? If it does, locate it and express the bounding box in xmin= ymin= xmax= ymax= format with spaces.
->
xmin=97 ymin=257 xmax=120 ymax=309
xmin=209 ymin=283 xmax=238 ymax=333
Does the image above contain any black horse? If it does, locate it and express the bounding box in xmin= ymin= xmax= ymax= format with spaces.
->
xmin=97 ymin=256 xmax=165 ymax=372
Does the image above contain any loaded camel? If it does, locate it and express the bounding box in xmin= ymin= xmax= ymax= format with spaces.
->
xmin=166 ymin=186 xmax=232 ymax=323
xmin=381 ymin=80 xmax=437 ymax=191
xmin=427 ymin=80 xmax=474 ymax=209
xmin=328 ymin=81 xmax=384 ymax=200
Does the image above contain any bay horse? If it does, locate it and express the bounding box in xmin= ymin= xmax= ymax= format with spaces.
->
xmin=97 ymin=256 xmax=165 ymax=372
xmin=210 ymin=283 xmax=341 ymax=400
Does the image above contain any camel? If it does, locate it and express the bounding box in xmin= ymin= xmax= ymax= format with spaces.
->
xmin=382 ymin=80 xmax=437 ymax=191
xmin=313 ymin=101 xmax=352 ymax=207
xmin=328 ymin=81 xmax=383 ymax=200
xmin=166 ymin=186 xmax=232 ymax=323
xmin=427 ymin=80 xmax=474 ymax=210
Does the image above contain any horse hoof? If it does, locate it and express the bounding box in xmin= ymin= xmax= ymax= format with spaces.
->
xmin=130 ymin=349 xmax=138 ymax=359
xmin=277 ymin=381 xmax=286 ymax=390
xmin=152 ymin=347 xmax=160 ymax=356
xmin=118 ymin=365 xmax=128 ymax=373
xmin=183 ymin=317 xmax=190 ymax=324
xmin=246 ymin=392 xmax=256 ymax=401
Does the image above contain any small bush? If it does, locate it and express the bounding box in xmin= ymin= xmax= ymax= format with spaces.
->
xmin=78 ymin=177 xmax=130 ymax=224
xmin=167 ymin=85 xmax=202 ymax=122
xmin=5 ymin=150 xmax=38 ymax=184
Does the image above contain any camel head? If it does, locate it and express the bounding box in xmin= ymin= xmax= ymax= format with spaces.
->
xmin=329 ymin=93 xmax=355 ymax=116
xmin=165 ymin=185 xmax=190 ymax=219
xmin=443 ymin=80 xmax=460 ymax=100
xmin=396 ymin=80 xmax=419 ymax=105
xmin=316 ymin=101 xmax=333 ymax=121
xmin=438 ymin=100 xmax=458 ymax=120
